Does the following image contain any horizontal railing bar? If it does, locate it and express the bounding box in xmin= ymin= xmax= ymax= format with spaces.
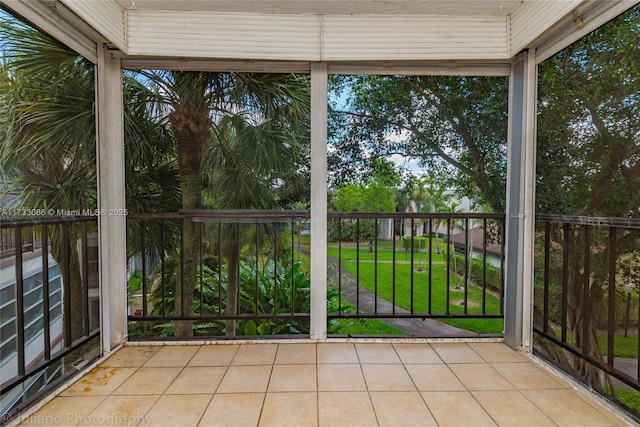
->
xmin=533 ymin=327 xmax=640 ymax=391
xmin=128 ymin=313 xmax=310 ymax=321
xmin=128 ymin=210 xmax=310 ymax=222
xmin=329 ymin=212 xmax=505 ymax=220
xmin=328 ymin=313 xmax=504 ymax=319
xmin=536 ymin=214 xmax=640 ymax=229
xmin=128 ymin=334 xmax=311 ymax=342
xmin=0 ymin=216 xmax=95 ymax=228
xmin=0 ymin=329 xmax=100 ymax=394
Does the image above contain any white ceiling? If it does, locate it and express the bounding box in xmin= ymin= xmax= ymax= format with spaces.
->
xmin=116 ymin=0 xmax=524 ymax=15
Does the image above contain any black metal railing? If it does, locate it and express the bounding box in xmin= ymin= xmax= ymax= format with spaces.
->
xmin=534 ymin=214 xmax=640 ymax=419
xmin=126 ymin=210 xmax=311 ymax=339
xmin=327 ymin=212 xmax=505 ymax=336
xmin=0 ymin=216 xmax=100 ymax=420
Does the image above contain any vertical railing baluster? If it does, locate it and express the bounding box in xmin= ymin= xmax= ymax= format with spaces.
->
xmin=410 ymin=217 xmax=414 ymax=314
xmin=428 ymin=218 xmax=433 ymax=315
xmin=15 ymin=226 xmax=25 ymax=377
xmin=217 ymin=222 xmax=222 ymax=317
xmin=374 ymin=218 xmax=378 ymax=314
xmin=63 ymin=222 xmax=71 ymax=347
xmin=82 ymin=221 xmax=89 ymax=336
xmin=561 ymin=223 xmax=570 ymax=343
xmin=582 ymin=224 xmax=591 ymax=355
xmin=607 ymin=227 xmax=616 ymax=367
xmin=338 ymin=219 xmax=342 ymax=314
xmin=356 ymin=218 xmax=360 ymax=313
xmin=500 ymin=219 xmax=505 ymax=314
xmin=464 ymin=218 xmax=469 ymax=315
xmin=392 ymin=217 xmax=397 ymax=314
xmin=141 ymin=219 xmax=147 ymax=317
xmin=272 ymin=222 xmax=277 ymax=315
xmin=41 ymin=224 xmax=51 ymax=360
xmin=200 ymin=221 xmax=204 ymax=316
xmin=446 ymin=218 xmax=451 ymax=315
xmin=543 ymin=221 xmax=550 ymax=332
xmin=482 ymin=218 xmax=487 ymax=315
xmin=180 ymin=219 xmax=185 ymax=317
xmin=255 ymin=222 xmax=260 ymax=317
xmin=291 ymin=220 xmax=295 ymax=315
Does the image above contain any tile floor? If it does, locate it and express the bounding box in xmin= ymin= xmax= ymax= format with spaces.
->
xmin=15 ymin=342 xmax=633 ymax=427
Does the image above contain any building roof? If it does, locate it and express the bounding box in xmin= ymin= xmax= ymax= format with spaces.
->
xmin=452 ymin=227 xmax=502 ymax=258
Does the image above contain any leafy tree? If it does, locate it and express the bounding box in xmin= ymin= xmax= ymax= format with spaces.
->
xmin=332 ymin=177 xmax=396 ymax=251
xmin=535 ymin=4 xmax=640 ymax=395
xmin=329 ymin=74 xmax=508 ymax=212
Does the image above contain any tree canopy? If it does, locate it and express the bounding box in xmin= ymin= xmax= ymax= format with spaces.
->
xmin=329 ymin=74 xmax=508 ymax=212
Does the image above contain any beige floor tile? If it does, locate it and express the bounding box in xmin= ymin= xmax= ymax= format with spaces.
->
xmin=113 ymin=367 xmax=182 ymax=395
xmin=275 ymin=343 xmax=316 ymax=365
xmin=361 ymin=364 xmax=416 ymax=391
xmin=421 ymin=391 xmax=497 ymax=427
xmin=473 ymin=390 xmax=556 ymax=427
xmin=232 ymin=344 xmax=278 ymax=365
xmin=143 ymin=346 xmax=199 ymax=367
xmin=81 ymin=394 xmax=158 ymax=427
xmin=144 ymin=394 xmax=211 ymax=427
xmin=523 ymin=389 xmax=622 ymax=427
xmin=166 ymin=366 xmax=227 ymax=394
xmin=317 ymin=364 xmax=367 ymax=391
xmin=449 ymin=363 xmax=514 ymax=391
xmin=217 ymin=365 xmax=273 ymax=393
xmin=318 ymin=392 xmax=378 ymax=427
xmin=189 ymin=345 xmax=239 ymax=366
xmin=393 ymin=343 xmax=442 ymax=364
xmin=468 ymin=343 xmax=527 ymax=363
xmin=317 ymin=343 xmax=359 ymax=364
xmin=431 ymin=343 xmax=485 ymax=363
xmin=61 ymin=367 xmax=137 ymax=396
xmin=370 ymin=392 xmax=438 ymax=427
xmin=99 ymin=346 xmax=160 ymax=368
xmin=199 ymin=393 xmax=264 ymax=427
xmin=268 ymin=364 xmax=317 ymax=392
xmin=405 ymin=364 xmax=466 ymax=391
xmin=492 ymin=362 xmax=567 ymax=389
xmin=18 ymin=396 xmax=105 ymax=426
xmin=259 ymin=392 xmax=317 ymax=427
xmin=355 ymin=343 xmax=401 ymax=364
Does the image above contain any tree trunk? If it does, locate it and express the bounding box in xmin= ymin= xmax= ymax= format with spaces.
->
xmin=50 ymin=243 xmax=84 ymax=342
xmin=169 ymin=93 xmax=209 ymax=338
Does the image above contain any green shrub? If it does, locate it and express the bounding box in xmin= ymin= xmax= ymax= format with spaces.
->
xmin=452 ymin=254 xmax=503 ymax=293
xmin=402 ymin=236 xmax=428 ymax=252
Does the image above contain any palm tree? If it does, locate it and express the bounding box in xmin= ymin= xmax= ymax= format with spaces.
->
xmin=437 ymin=201 xmax=463 ymax=286
xmin=0 ymin=17 xmax=98 ymax=342
xmin=139 ymin=70 xmax=310 ymax=336
xmin=0 ymin=16 xmax=179 ymax=340
xmin=205 ymin=99 xmax=309 ymax=335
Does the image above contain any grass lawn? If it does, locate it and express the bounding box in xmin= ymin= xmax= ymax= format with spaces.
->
xmin=336 ymin=256 xmax=503 ymax=334
xmin=327 ymin=246 xmax=449 ymax=264
xmin=597 ymin=334 xmax=638 ymax=358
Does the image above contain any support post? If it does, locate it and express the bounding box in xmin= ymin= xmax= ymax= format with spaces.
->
xmin=96 ymin=45 xmax=127 ymax=353
xmin=504 ymin=50 xmax=537 ymax=350
xmin=310 ymin=62 xmax=328 ymax=341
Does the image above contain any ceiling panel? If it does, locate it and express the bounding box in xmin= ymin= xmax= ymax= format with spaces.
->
xmin=116 ymin=0 xmax=523 ymax=16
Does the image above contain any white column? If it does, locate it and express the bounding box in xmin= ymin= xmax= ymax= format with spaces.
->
xmin=310 ymin=62 xmax=328 ymax=341
xmin=504 ymin=50 xmax=537 ymax=350
xmin=521 ymin=49 xmax=537 ymax=350
xmin=96 ymin=45 xmax=127 ymax=353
